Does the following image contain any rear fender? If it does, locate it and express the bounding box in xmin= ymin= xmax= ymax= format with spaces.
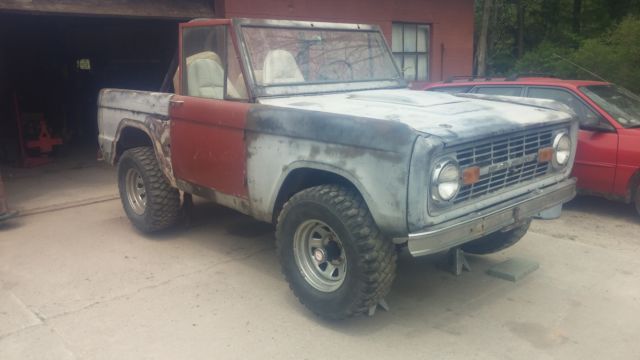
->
xmin=111 ymin=120 xmax=175 ymax=187
xmin=98 ymin=89 xmax=175 ymax=186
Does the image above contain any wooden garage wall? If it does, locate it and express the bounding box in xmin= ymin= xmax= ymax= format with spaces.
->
xmin=0 ymin=0 xmax=214 ymax=19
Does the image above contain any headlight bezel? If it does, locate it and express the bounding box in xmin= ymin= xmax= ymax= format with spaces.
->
xmin=552 ymin=132 xmax=572 ymax=169
xmin=431 ymin=158 xmax=461 ymax=204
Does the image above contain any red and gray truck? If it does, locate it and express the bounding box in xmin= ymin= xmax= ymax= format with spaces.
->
xmin=98 ymin=18 xmax=578 ymax=319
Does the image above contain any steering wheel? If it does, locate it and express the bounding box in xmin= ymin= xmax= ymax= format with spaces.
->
xmin=317 ymin=60 xmax=353 ymax=81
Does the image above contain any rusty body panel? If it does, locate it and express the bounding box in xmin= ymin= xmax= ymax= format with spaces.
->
xmin=98 ymin=89 xmax=176 ymax=186
xmin=169 ymin=95 xmax=250 ymax=198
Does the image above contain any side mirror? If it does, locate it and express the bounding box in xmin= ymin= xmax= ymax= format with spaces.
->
xmin=581 ymin=119 xmax=615 ymax=132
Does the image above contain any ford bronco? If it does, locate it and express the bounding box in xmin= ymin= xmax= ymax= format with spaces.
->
xmin=98 ymin=18 xmax=578 ymax=319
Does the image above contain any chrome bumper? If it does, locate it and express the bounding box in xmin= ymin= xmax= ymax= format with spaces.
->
xmin=404 ymin=178 xmax=576 ymax=257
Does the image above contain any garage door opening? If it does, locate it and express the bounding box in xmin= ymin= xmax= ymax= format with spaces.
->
xmin=0 ymin=13 xmax=179 ymax=165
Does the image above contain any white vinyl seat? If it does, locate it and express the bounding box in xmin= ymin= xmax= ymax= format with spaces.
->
xmin=262 ymin=50 xmax=304 ymax=85
xmin=187 ymin=57 xmax=225 ymax=99
xmin=175 ymin=51 xmax=241 ymax=98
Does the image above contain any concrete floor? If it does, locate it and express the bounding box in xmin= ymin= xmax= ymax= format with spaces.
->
xmin=1 ymin=151 xmax=117 ymax=216
xmin=1 ymin=164 xmax=639 ymax=359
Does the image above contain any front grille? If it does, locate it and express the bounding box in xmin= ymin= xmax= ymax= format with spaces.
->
xmin=453 ymin=128 xmax=555 ymax=204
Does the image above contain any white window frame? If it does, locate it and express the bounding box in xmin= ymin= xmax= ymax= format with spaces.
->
xmin=392 ymin=22 xmax=431 ymax=81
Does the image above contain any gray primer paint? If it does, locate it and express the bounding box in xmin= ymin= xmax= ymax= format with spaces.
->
xmin=245 ymin=104 xmax=417 ymax=237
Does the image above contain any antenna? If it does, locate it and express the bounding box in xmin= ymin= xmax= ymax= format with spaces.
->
xmin=552 ymin=53 xmax=609 ymax=82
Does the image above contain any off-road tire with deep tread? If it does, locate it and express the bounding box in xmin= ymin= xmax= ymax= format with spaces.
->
xmin=276 ymin=184 xmax=397 ymax=320
xmin=461 ymin=218 xmax=532 ymax=255
xmin=118 ymin=147 xmax=180 ymax=233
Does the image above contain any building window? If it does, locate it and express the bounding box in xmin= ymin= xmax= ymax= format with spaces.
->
xmin=392 ymin=23 xmax=430 ymax=81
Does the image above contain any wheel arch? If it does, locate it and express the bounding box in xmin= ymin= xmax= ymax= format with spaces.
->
xmin=114 ymin=125 xmax=154 ymax=163
xmin=112 ymin=120 xmax=176 ymax=187
xmin=270 ymin=163 xmax=378 ymax=227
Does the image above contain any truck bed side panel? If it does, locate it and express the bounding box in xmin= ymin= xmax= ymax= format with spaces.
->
xmin=97 ymin=89 xmax=175 ymax=185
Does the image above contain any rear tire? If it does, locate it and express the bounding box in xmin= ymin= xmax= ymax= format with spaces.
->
xmin=117 ymin=147 xmax=180 ymax=233
xmin=461 ymin=219 xmax=532 ymax=255
xmin=276 ymin=185 xmax=396 ymax=320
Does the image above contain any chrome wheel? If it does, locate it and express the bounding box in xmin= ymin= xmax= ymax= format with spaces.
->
xmin=125 ymin=168 xmax=146 ymax=215
xmin=293 ymin=220 xmax=347 ymax=292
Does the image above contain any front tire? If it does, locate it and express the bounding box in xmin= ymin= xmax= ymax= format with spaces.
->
xmin=276 ymin=185 xmax=396 ymax=320
xmin=117 ymin=147 xmax=180 ymax=233
xmin=461 ymin=219 xmax=532 ymax=255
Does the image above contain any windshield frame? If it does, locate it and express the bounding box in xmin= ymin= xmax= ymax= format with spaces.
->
xmin=233 ymin=18 xmax=407 ymax=99
xmin=579 ymin=85 xmax=640 ymax=129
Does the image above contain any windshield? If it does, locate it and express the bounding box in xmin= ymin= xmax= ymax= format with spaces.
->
xmin=580 ymin=85 xmax=640 ymax=128
xmin=240 ymin=26 xmax=402 ymax=87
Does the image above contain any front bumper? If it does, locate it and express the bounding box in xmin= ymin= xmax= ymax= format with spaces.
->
xmin=404 ymin=178 xmax=576 ymax=257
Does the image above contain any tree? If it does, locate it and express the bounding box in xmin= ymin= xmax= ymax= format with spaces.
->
xmin=573 ymin=0 xmax=582 ymax=33
xmin=572 ymin=16 xmax=640 ymax=92
xmin=476 ymin=0 xmax=494 ymax=76
xmin=514 ymin=16 xmax=640 ymax=92
xmin=517 ymin=0 xmax=525 ymax=58
xmin=475 ymin=0 xmax=640 ymax=90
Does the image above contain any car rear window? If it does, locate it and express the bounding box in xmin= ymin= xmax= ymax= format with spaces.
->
xmin=474 ymin=86 xmax=523 ymax=96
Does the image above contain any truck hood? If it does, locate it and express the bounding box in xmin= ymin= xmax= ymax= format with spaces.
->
xmin=258 ymin=89 xmax=573 ymax=144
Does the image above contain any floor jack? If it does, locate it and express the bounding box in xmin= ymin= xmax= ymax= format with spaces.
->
xmin=13 ymin=93 xmax=63 ymax=168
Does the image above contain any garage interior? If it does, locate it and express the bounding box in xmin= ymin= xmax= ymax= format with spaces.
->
xmin=0 ymin=9 xmax=199 ymax=166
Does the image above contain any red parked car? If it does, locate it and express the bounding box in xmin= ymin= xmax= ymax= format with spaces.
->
xmin=422 ymin=76 xmax=640 ymax=216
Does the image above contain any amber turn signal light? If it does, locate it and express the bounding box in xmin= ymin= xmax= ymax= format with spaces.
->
xmin=462 ymin=166 xmax=480 ymax=185
xmin=538 ymin=147 xmax=554 ymax=163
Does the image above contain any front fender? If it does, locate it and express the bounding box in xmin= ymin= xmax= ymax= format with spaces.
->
xmin=245 ymin=131 xmax=417 ymax=238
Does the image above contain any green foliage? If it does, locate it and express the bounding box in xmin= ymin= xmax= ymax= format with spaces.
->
xmin=513 ymin=17 xmax=640 ymax=92
xmin=479 ymin=0 xmax=640 ymax=92
xmin=572 ymin=17 xmax=640 ymax=91
xmin=513 ymin=42 xmax=576 ymax=77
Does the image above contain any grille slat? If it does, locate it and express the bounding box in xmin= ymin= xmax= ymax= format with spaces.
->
xmin=452 ymin=128 xmax=555 ymax=204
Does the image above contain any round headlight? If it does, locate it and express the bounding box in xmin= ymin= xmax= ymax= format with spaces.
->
xmin=432 ymin=160 xmax=461 ymax=202
xmin=553 ymin=132 xmax=571 ymax=168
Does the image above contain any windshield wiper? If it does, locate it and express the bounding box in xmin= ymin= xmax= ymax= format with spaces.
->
xmin=625 ymin=124 xmax=640 ymax=129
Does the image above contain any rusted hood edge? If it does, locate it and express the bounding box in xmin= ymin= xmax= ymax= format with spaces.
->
xmin=245 ymin=105 xmax=419 ymax=155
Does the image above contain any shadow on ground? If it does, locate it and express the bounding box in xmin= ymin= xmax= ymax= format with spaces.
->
xmin=147 ymin=198 xmax=517 ymax=334
xmin=565 ymin=195 xmax=637 ymax=223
